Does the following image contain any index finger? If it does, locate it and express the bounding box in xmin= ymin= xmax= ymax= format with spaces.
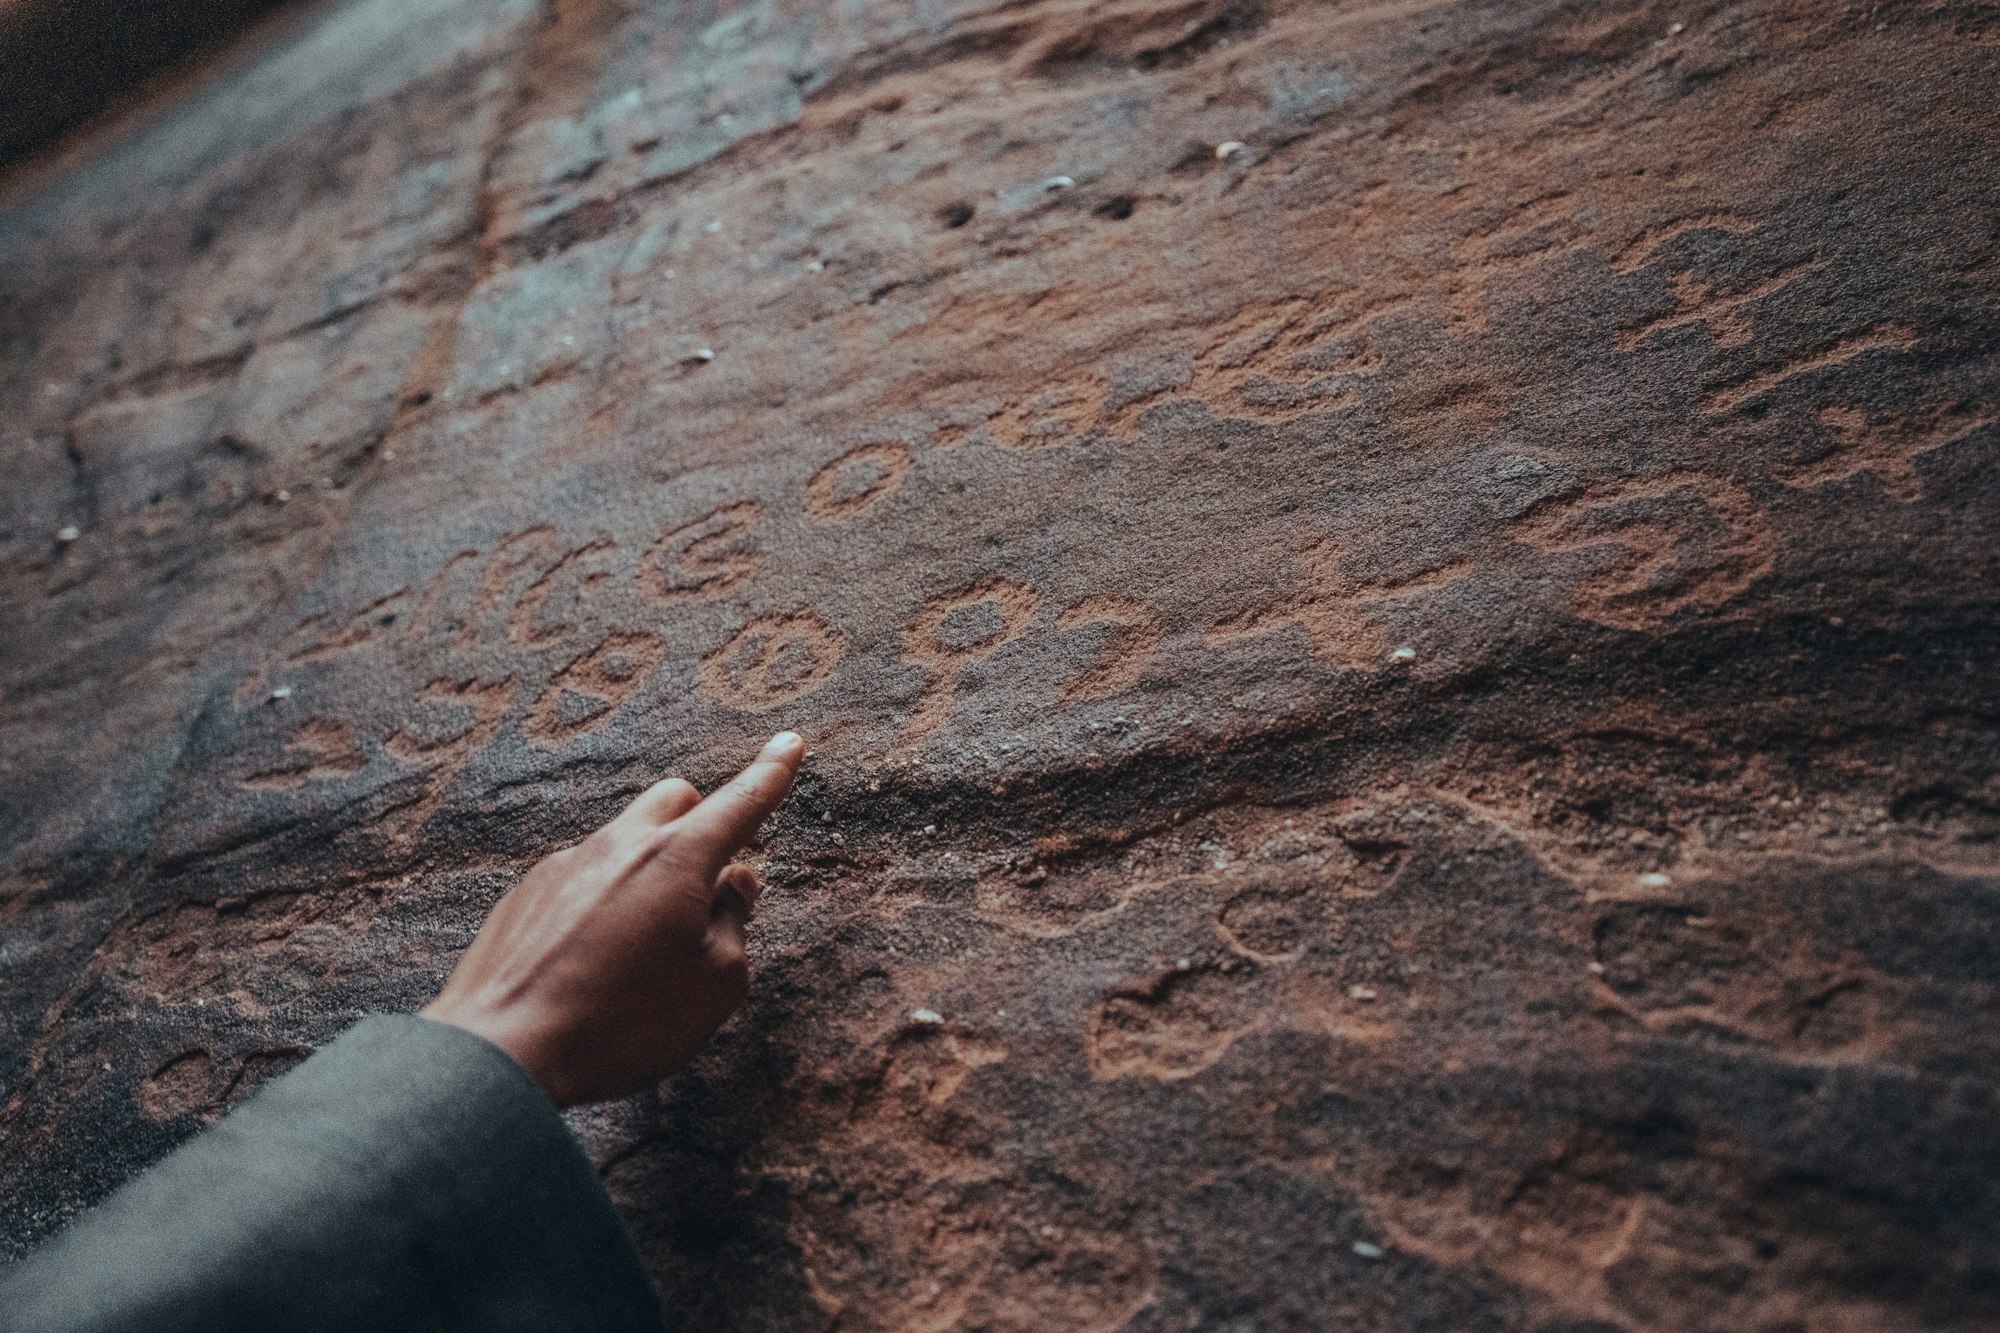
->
xmin=671 ymin=732 xmax=805 ymax=875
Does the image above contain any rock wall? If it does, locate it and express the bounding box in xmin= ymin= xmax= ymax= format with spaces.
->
xmin=3 ymin=0 xmax=1998 ymax=1328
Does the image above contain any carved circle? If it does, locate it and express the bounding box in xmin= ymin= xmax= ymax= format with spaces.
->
xmin=902 ymin=575 xmax=1042 ymax=667
xmin=803 ymin=441 xmax=913 ymax=523
xmin=698 ymin=610 xmax=844 ymax=711
xmin=525 ymin=632 xmax=667 ymax=745
xmin=641 ymin=502 xmax=763 ymax=600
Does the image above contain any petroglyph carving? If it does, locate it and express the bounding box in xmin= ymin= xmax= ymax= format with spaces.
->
xmin=385 ymin=675 xmax=515 ymax=767
xmin=1602 ymin=201 xmax=1777 ymax=353
xmin=641 ymin=501 xmax=764 ymax=600
xmin=1191 ymin=298 xmax=1380 ymax=423
xmin=986 ymin=377 xmax=1111 ymax=450
xmin=402 ymin=548 xmax=482 ymax=646
xmin=1445 ymin=193 xmax=1589 ymax=331
xmin=1515 ymin=475 xmax=1774 ymax=630
xmin=146 ymin=889 xmax=383 ymax=1007
xmin=1784 ymin=401 xmax=1995 ymax=501
xmin=901 ymin=575 xmax=1042 ymax=741
xmin=974 ymin=861 xmax=1139 ymax=939
xmin=1617 ymin=261 xmax=1824 ymax=352
xmin=1609 ymin=212 xmax=1760 ymax=276
xmin=137 ymin=1045 xmax=308 ymax=1123
xmin=241 ymin=717 xmax=368 ymax=790
xmin=803 ymin=442 xmax=913 ymax=523
xmin=508 ymin=537 xmax=617 ymax=647
xmin=461 ymin=526 xmax=557 ymax=647
xmin=291 ymin=588 xmax=411 ymax=662
xmin=231 ymin=589 xmax=411 ymax=705
xmin=1086 ymin=965 xmax=1256 ymax=1081
xmin=873 ymin=1025 xmax=1008 ymax=1112
xmin=1205 ymin=540 xmax=1388 ymax=669
xmin=1110 ymin=295 xmax=1392 ymax=436
xmin=1703 ymin=323 xmax=1918 ymax=417
xmin=1054 ymin=595 xmax=1164 ymax=701
xmin=697 ymin=610 xmax=843 ymax=711
xmin=378 ymin=675 xmax=519 ymax=847
xmin=134 ymin=1049 xmax=220 ymax=1121
xmin=525 ymin=632 xmax=667 ymax=745
xmin=1216 ymin=886 xmax=1309 ymax=961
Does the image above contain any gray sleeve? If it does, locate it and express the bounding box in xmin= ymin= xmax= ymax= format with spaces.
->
xmin=0 ymin=1014 xmax=665 ymax=1333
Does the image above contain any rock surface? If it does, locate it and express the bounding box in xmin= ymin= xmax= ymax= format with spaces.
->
xmin=3 ymin=0 xmax=1999 ymax=1327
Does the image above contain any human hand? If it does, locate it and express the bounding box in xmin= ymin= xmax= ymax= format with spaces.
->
xmin=420 ymin=731 xmax=805 ymax=1107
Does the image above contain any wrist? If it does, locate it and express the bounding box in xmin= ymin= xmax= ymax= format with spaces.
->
xmin=419 ymin=1002 xmax=575 ymax=1107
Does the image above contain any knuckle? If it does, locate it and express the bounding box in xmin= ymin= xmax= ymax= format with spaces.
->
xmin=641 ymin=824 xmax=691 ymax=863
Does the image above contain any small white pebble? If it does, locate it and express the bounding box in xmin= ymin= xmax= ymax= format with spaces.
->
xmin=1389 ymin=646 xmax=1417 ymax=663
xmin=805 ymin=259 xmax=825 ymax=273
xmin=274 ymin=489 xmax=291 ymax=503
xmin=694 ymin=347 xmax=715 ymax=361
xmin=1353 ymin=1241 xmax=1385 ymax=1260
xmin=54 ymin=525 xmax=81 ymax=543
xmin=996 ymin=1008 xmax=1006 ymax=1018
xmin=1039 ymin=1224 xmax=1057 ymax=1238
xmin=704 ymin=219 xmax=723 ymax=233
xmin=911 ymin=1008 xmax=944 ymax=1025
xmin=381 ymin=449 xmax=397 ymax=461
xmin=1588 ymin=961 xmax=1607 ymax=975
xmin=562 ymin=334 xmax=576 ymax=347
xmin=923 ymin=824 xmax=937 ymax=836
xmin=102 ymin=1062 xmax=113 ymax=1072
xmin=1669 ymin=21 xmax=1685 ymax=35
xmin=1215 ymin=140 xmax=1247 ymax=160
xmin=194 ymin=998 xmax=205 ymax=1006
xmin=268 ymin=686 xmax=294 ymax=702
xmin=868 ymin=779 xmax=881 ymax=792
xmin=832 ymin=832 xmax=845 ymax=844
xmin=1349 ymin=985 xmax=1378 ymax=1001
xmin=1175 ymin=957 xmax=1191 ymax=971
xmin=1042 ymin=175 xmax=1075 ymax=190
xmin=1638 ymin=872 xmax=1673 ymax=889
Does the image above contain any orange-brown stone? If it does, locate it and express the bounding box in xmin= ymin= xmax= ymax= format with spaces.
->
xmin=2 ymin=1 xmax=1997 ymax=1328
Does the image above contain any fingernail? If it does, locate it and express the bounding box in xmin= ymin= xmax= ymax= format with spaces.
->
xmin=763 ymin=731 xmax=803 ymax=759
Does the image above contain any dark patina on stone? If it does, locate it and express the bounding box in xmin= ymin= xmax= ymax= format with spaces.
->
xmin=2 ymin=1 xmax=1997 ymax=1328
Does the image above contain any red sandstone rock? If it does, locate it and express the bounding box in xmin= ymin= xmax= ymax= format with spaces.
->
xmin=2 ymin=0 xmax=1998 ymax=1328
